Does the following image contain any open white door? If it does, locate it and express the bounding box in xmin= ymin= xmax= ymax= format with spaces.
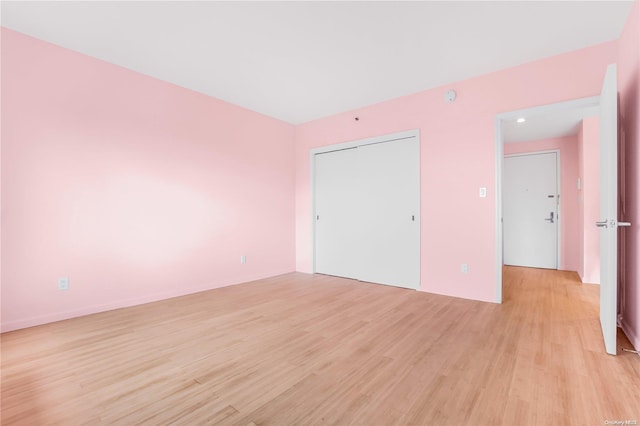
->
xmin=597 ymin=63 xmax=627 ymax=355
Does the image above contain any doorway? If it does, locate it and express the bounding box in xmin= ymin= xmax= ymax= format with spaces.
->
xmin=494 ymin=95 xmax=600 ymax=303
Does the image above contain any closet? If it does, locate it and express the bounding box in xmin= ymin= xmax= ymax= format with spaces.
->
xmin=313 ymin=132 xmax=420 ymax=289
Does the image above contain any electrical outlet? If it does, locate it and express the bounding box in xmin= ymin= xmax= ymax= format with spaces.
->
xmin=58 ymin=277 xmax=69 ymax=291
xmin=240 ymin=255 xmax=247 ymax=265
xmin=461 ymin=264 xmax=469 ymax=274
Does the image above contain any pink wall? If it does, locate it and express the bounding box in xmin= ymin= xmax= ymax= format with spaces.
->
xmin=295 ymin=42 xmax=617 ymax=303
xmin=618 ymin=0 xmax=640 ymax=350
xmin=1 ymin=29 xmax=296 ymax=332
xmin=579 ymin=117 xmax=601 ymax=284
xmin=3 ymin=6 xmax=637 ymax=334
xmin=504 ymin=136 xmax=580 ymax=273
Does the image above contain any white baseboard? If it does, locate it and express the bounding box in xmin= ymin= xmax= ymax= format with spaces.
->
xmin=1 ymin=269 xmax=295 ymax=333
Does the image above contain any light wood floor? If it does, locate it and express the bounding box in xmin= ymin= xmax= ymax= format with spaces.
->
xmin=2 ymin=267 xmax=639 ymax=425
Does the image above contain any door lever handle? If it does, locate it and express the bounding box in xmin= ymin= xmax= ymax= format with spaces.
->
xmin=544 ymin=212 xmax=554 ymax=223
xmin=595 ymin=220 xmax=631 ymax=228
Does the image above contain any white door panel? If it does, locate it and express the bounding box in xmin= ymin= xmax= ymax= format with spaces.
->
xmin=314 ymin=148 xmax=360 ymax=279
xmin=598 ymin=63 xmax=619 ymax=355
xmin=503 ymin=152 xmax=558 ymax=269
xmin=357 ymin=139 xmax=420 ymax=289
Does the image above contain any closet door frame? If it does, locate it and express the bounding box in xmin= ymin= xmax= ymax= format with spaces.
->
xmin=310 ymin=129 xmax=421 ymax=288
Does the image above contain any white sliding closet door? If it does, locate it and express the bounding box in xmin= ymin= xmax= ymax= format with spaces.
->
xmin=314 ymin=135 xmax=420 ymax=290
xmin=314 ymin=148 xmax=360 ymax=279
xmin=357 ymin=139 xmax=420 ymax=288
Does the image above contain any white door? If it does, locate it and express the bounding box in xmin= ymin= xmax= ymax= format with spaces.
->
xmin=357 ymin=139 xmax=420 ymax=289
xmin=314 ymin=148 xmax=360 ymax=279
xmin=503 ymin=152 xmax=558 ymax=269
xmin=597 ymin=63 xmax=624 ymax=355
xmin=313 ymin=137 xmax=420 ymax=290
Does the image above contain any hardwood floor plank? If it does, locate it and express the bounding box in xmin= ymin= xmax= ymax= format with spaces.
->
xmin=2 ymin=268 xmax=639 ymax=425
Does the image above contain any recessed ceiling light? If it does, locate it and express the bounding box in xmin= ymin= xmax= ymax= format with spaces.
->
xmin=517 ymin=117 xmax=526 ymax=123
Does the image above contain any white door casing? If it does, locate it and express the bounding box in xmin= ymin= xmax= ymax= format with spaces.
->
xmin=503 ymin=152 xmax=559 ymax=269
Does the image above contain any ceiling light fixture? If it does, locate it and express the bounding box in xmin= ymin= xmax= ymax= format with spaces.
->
xmin=517 ymin=117 xmax=526 ymax=123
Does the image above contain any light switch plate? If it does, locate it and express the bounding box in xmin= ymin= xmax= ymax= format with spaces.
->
xmin=479 ymin=187 xmax=487 ymax=198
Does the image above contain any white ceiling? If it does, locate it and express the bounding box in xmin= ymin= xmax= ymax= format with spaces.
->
xmin=1 ymin=1 xmax=634 ymax=124
xmin=502 ymin=101 xmax=600 ymax=144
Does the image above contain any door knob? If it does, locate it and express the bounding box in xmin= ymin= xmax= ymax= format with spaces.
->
xmin=544 ymin=212 xmax=554 ymax=223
